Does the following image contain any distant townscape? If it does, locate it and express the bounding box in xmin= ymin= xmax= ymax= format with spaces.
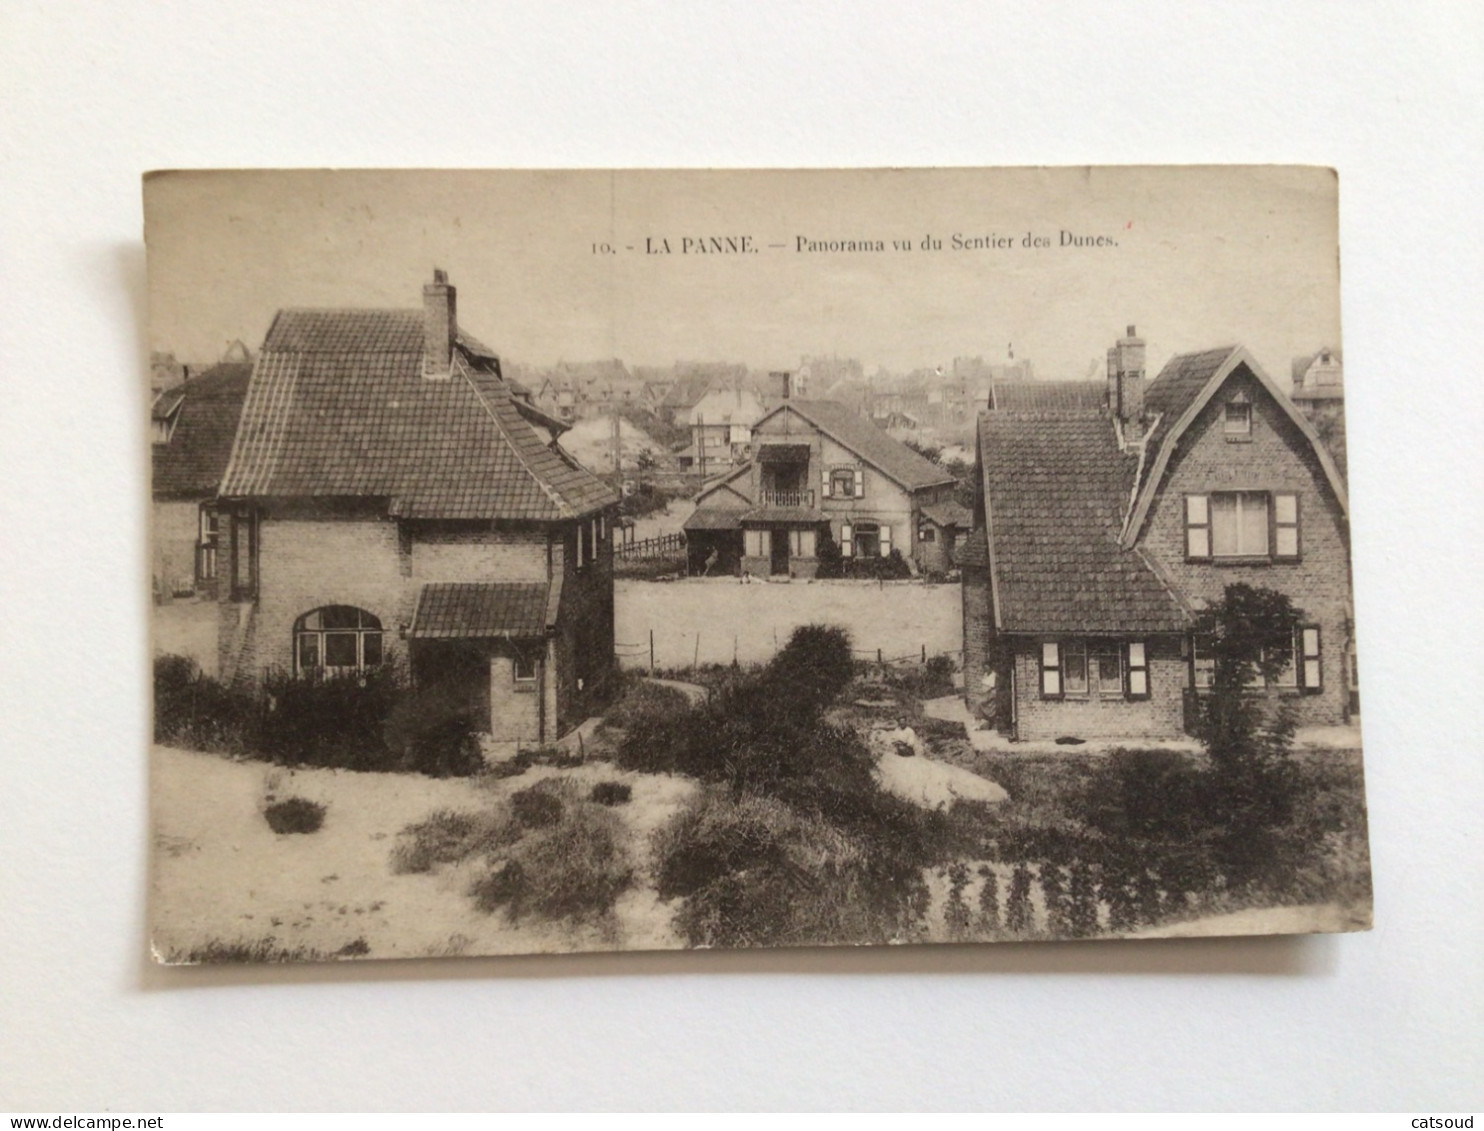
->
xmin=150 ymin=269 xmax=1366 ymax=963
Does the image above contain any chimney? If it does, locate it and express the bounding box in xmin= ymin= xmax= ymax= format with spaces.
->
xmin=1111 ymin=324 xmax=1146 ymax=439
xmin=769 ymin=370 xmax=792 ymax=401
xmin=423 ymin=268 xmax=456 ymax=377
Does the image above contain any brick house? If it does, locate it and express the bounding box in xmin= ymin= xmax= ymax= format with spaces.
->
xmin=214 ymin=271 xmax=620 ymax=745
xmin=151 ymin=360 xmax=253 ymax=602
xmin=961 ymin=326 xmax=1353 ymax=741
xmin=684 ymin=378 xmax=958 ymax=578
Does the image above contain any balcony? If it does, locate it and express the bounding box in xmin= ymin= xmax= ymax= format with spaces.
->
xmin=759 ymin=489 xmax=815 ymax=508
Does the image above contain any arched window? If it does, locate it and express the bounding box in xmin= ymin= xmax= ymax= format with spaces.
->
xmin=294 ymin=606 xmax=383 ymax=676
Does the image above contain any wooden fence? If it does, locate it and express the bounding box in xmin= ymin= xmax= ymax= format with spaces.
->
xmin=616 ymin=532 xmax=687 ymax=561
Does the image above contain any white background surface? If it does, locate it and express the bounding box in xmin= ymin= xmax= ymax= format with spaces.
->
xmin=2 ymin=1 xmax=1481 ymax=1112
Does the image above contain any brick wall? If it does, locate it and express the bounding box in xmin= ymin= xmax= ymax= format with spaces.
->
xmin=550 ymin=516 xmax=617 ymax=737
xmin=410 ymin=524 xmax=547 ymax=581
xmin=1139 ymin=369 xmax=1354 ymax=726
xmin=1011 ymin=637 xmax=1186 ymax=741
xmin=152 ymin=500 xmax=200 ymax=601
xmin=488 ymin=646 xmax=541 ymax=743
xmin=961 ymin=564 xmax=992 ymax=713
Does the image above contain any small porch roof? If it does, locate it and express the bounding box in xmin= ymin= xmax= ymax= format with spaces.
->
xmin=408 ymin=581 xmax=558 ymax=640
xmin=683 ymin=508 xmax=746 ymax=532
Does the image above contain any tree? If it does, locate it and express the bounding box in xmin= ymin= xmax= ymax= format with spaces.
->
xmin=1194 ymin=583 xmax=1304 ymax=879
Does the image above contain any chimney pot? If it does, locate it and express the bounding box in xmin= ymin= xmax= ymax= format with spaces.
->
xmin=1127 ymin=324 xmax=1136 ymax=337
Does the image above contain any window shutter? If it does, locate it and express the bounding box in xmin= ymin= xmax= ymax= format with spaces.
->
xmin=1040 ymin=641 xmax=1062 ymax=699
xmin=853 ymin=468 xmax=864 ymax=498
xmin=799 ymin=528 xmax=816 ymax=558
xmin=1274 ymin=493 xmax=1300 ymax=560
xmin=1185 ymin=494 xmax=1211 ymax=560
xmin=1300 ymin=625 xmax=1323 ymax=692
xmin=879 ymin=524 xmax=892 ymax=557
xmin=841 ymin=522 xmax=853 ymax=557
xmin=821 ymin=468 xmax=831 ymax=498
xmin=1126 ymin=641 xmax=1150 ymax=699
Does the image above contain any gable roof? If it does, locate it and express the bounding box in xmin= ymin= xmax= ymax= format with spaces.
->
xmin=988 ymin=380 xmax=1107 ymax=414
xmin=978 ymin=411 xmax=1190 ymax=634
xmin=219 ymin=308 xmax=617 ymax=521
xmin=756 ymin=400 xmax=956 ymax=492
xmin=1122 ymin=344 xmax=1349 ymax=548
xmin=151 ymin=362 xmax=253 ymax=498
xmin=694 ymin=461 xmax=754 ymax=506
xmin=921 ymin=501 xmax=973 ymax=529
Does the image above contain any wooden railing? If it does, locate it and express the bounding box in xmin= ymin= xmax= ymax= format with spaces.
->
xmin=758 ymin=489 xmax=816 ymax=508
xmin=616 ymin=532 xmax=687 ymax=560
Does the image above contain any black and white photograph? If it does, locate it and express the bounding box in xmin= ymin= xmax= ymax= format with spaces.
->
xmin=145 ymin=166 xmax=1371 ymax=962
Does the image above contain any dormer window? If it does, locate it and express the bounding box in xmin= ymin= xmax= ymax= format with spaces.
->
xmin=1224 ymin=394 xmax=1252 ymax=438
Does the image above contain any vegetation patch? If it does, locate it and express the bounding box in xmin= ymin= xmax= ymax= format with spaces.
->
xmin=590 ymin=781 xmax=632 ymax=806
xmin=166 ymin=935 xmax=369 ymax=964
xmin=263 ymin=797 xmax=326 ymax=835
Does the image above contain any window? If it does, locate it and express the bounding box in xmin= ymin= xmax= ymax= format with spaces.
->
xmin=788 ymin=528 xmax=817 ymax=558
xmin=839 ymin=522 xmax=852 ymax=557
xmin=1040 ymin=642 xmax=1063 ymax=698
xmin=1185 ymin=491 xmax=1303 ymax=562
xmin=513 ymin=650 xmax=537 ymax=684
xmin=1211 ymin=492 xmax=1268 ymax=557
xmin=1058 ymin=641 xmax=1123 ymax=698
xmin=919 ymin=524 xmax=936 ymax=543
xmin=1191 ymin=627 xmax=1320 ymax=693
xmin=294 ymin=606 xmax=383 ymax=677
xmin=1224 ymin=395 xmax=1252 ymax=437
xmin=744 ymin=528 xmax=769 ymax=558
xmin=196 ymin=505 xmax=219 ymax=582
xmin=229 ymin=508 xmax=257 ymax=599
xmin=829 ymin=468 xmax=859 ymax=498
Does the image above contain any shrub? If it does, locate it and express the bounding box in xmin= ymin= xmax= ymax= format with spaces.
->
xmin=1084 ymin=748 xmax=1209 ymax=843
xmin=976 ymin=865 xmax=1000 ymax=933
xmin=258 ymin=663 xmax=405 ymax=772
xmin=1005 ymin=861 xmax=1034 ymax=934
xmin=1040 ymin=863 xmax=1068 ymax=936
xmin=655 ymin=788 xmax=903 ymax=947
xmin=383 ymin=684 xmax=484 ymax=778
xmin=263 ymin=797 xmax=325 ymax=835
xmin=154 ymin=654 xmax=257 ymax=752
xmin=944 ymin=862 xmax=972 ymax=940
xmin=590 ymin=781 xmax=632 ymax=806
xmin=470 ymin=797 xmax=632 ymax=925
xmin=390 ymin=808 xmax=514 ymax=874
xmin=510 ymin=783 xmax=565 ymax=829
xmin=1066 ymin=862 xmax=1100 ymax=937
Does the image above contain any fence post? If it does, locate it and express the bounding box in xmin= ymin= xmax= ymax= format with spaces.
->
xmin=649 ymin=629 xmax=655 ymax=675
xmin=922 ymin=644 xmax=927 ymax=664
xmin=693 ymin=632 xmax=700 ymax=670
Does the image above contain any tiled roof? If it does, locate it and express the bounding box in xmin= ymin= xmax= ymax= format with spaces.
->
xmin=408 ymin=581 xmax=552 ymax=639
xmin=763 ymin=400 xmax=957 ymax=492
xmin=1291 ymin=348 xmax=1342 ymax=383
xmin=220 ymin=308 xmax=618 ymax=521
xmin=151 ymin=362 xmax=253 ymax=498
xmin=988 ymin=381 xmax=1107 ymax=413
xmin=683 ymin=508 xmax=745 ymax=531
xmin=1141 ymin=346 xmax=1238 ymax=458
xmin=980 ymin=412 xmax=1189 ymax=634
xmin=921 ymin=501 xmax=973 ymax=529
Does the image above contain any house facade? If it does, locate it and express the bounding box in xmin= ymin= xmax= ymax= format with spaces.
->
xmin=151 ymin=360 xmax=253 ymax=602
xmin=684 ymin=384 xmax=958 ymax=578
xmin=962 ymin=326 xmax=1353 ymax=741
xmin=214 ymin=271 xmax=620 ymax=745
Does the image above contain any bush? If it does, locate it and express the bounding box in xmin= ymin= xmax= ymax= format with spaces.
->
xmin=510 ymin=783 xmax=565 ymax=829
xmin=976 ymin=866 xmax=1000 ymax=933
xmin=470 ymin=794 xmax=632 ymax=925
xmin=389 ymin=809 xmax=514 ymax=874
xmin=1005 ymin=861 xmax=1034 ymax=934
xmin=383 ymin=684 xmax=484 ymax=778
xmin=1084 ymin=748 xmax=1209 ymax=842
xmin=257 ymin=663 xmax=406 ymax=772
xmin=154 ymin=655 xmax=257 ymax=752
xmin=263 ymin=797 xmax=325 ymax=835
xmin=655 ymin=788 xmax=904 ymax=947
xmin=590 ymin=781 xmax=632 ymax=806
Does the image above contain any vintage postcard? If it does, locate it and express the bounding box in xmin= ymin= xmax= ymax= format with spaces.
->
xmin=146 ymin=167 xmax=1370 ymax=963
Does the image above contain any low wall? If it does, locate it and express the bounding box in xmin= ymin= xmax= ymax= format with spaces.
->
xmin=614 ymin=576 xmax=963 ymax=669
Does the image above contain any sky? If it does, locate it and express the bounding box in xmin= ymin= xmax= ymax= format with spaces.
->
xmin=144 ymin=166 xmax=1341 ymax=384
